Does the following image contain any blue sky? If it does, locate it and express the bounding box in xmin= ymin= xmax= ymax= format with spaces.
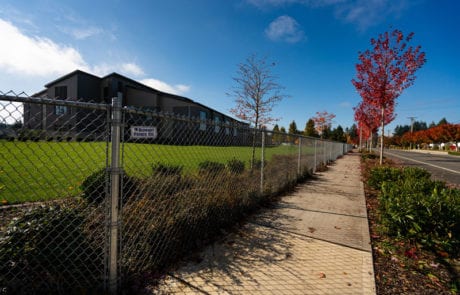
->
xmin=0 ymin=0 xmax=459 ymax=134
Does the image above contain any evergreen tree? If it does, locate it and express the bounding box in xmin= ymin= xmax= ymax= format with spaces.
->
xmin=280 ymin=126 xmax=287 ymax=143
xmin=322 ymin=126 xmax=332 ymax=140
xmin=348 ymin=124 xmax=358 ymax=142
xmin=304 ymin=119 xmax=318 ymax=137
xmin=331 ymin=125 xmax=345 ymax=142
xmin=288 ymin=120 xmax=298 ymax=143
xmin=272 ymin=124 xmax=282 ymax=144
xmin=438 ymin=118 xmax=448 ymax=125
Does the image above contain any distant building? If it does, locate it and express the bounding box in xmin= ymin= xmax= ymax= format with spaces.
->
xmin=24 ymin=70 xmax=248 ymax=145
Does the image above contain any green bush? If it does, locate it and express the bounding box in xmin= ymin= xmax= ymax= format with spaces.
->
xmin=361 ymin=152 xmax=378 ymax=160
xmin=376 ymin=167 xmax=460 ymax=255
xmin=368 ymin=166 xmax=431 ymax=190
xmin=80 ymin=168 xmax=137 ymax=204
xmin=0 ymin=201 xmax=103 ymax=293
xmin=226 ymin=158 xmax=245 ymax=174
xmin=368 ymin=166 xmax=402 ymax=189
xmin=152 ymin=162 xmax=183 ymax=177
xmin=198 ymin=160 xmax=225 ymax=175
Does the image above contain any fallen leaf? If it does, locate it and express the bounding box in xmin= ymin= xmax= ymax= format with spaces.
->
xmin=437 ymin=251 xmax=449 ymax=258
xmin=334 ymin=226 xmax=341 ymax=230
xmin=319 ymin=272 xmax=326 ymax=279
xmin=308 ymin=227 xmax=316 ymax=233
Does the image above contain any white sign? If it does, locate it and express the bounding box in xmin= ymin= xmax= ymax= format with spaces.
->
xmin=130 ymin=126 xmax=157 ymax=139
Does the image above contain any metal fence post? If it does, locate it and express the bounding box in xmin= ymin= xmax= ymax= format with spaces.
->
xmin=323 ymin=141 xmax=327 ymax=165
xmin=260 ymin=130 xmax=265 ymax=194
xmin=314 ymin=140 xmax=317 ymax=173
xmin=297 ymin=137 xmax=302 ymax=176
xmin=109 ymin=96 xmax=122 ymax=294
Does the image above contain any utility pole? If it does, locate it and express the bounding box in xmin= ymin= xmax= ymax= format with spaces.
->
xmin=408 ymin=116 xmax=417 ymax=149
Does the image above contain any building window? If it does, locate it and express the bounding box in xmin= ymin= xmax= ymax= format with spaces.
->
xmin=225 ymin=119 xmax=230 ymax=135
xmin=233 ymin=127 xmax=238 ymax=137
xmin=214 ymin=116 xmax=220 ymax=133
xmin=199 ymin=111 xmax=206 ymax=131
xmin=55 ymin=106 xmax=67 ymax=115
xmin=54 ymin=86 xmax=68 ymax=115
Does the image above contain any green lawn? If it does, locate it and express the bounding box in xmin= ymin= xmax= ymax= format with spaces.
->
xmin=1 ymin=140 xmax=313 ymax=204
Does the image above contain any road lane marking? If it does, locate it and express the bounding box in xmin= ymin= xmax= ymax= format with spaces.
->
xmin=386 ymin=151 xmax=460 ymax=174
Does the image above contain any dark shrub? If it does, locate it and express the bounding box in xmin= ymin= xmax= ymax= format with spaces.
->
xmin=251 ymin=159 xmax=267 ymax=170
xmin=361 ymin=152 xmax=378 ymax=160
xmin=0 ymin=201 xmax=103 ymax=293
xmin=152 ymin=162 xmax=183 ymax=177
xmin=198 ymin=160 xmax=225 ymax=175
xmin=226 ymin=158 xmax=245 ymax=174
xmin=80 ymin=168 xmax=138 ymax=204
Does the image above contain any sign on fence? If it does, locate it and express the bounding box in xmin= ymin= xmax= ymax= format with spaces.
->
xmin=130 ymin=126 xmax=157 ymax=139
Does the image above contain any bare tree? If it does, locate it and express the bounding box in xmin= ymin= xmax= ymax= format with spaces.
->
xmin=228 ymin=54 xmax=288 ymax=168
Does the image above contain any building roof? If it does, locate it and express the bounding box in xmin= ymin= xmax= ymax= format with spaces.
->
xmin=44 ymin=69 xmax=101 ymax=88
xmin=40 ymin=69 xmax=243 ymax=123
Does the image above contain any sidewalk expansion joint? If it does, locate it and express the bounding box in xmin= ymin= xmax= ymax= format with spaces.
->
xmin=249 ymin=221 xmax=372 ymax=254
xmin=166 ymin=273 xmax=211 ymax=295
xmin=273 ymin=205 xmax=367 ymax=219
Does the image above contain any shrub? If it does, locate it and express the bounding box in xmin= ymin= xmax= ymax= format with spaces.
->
xmin=0 ymin=201 xmax=103 ymax=293
xmin=80 ymin=168 xmax=137 ymax=204
xmin=198 ymin=160 xmax=225 ymax=175
xmin=368 ymin=166 xmax=431 ymax=190
xmin=226 ymin=158 xmax=245 ymax=174
xmin=136 ymin=173 xmax=193 ymax=199
xmin=152 ymin=162 xmax=183 ymax=177
xmin=401 ymin=166 xmax=431 ymax=181
xmin=361 ymin=152 xmax=378 ymax=160
xmin=377 ymin=168 xmax=460 ymax=255
xmin=367 ymin=166 xmax=402 ymax=190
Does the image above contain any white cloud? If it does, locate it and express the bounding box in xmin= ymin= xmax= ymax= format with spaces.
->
xmin=248 ymin=0 xmax=410 ymax=30
xmin=91 ymin=62 xmax=145 ymax=77
xmin=140 ymin=78 xmax=191 ymax=95
xmin=0 ymin=17 xmax=189 ymax=97
xmin=265 ymin=15 xmax=305 ymax=43
xmin=121 ymin=63 xmax=145 ymax=76
xmin=0 ymin=18 xmax=87 ymax=76
xmin=248 ymin=0 xmax=345 ymax=9
xmin=334 ymin=0 xmax=410 ymax=30
xmin=339 ymin=101 xmax=351 ymax=108
xmin=70 ymin=26 xmax=103 ymax=40
xmin=247 ymin=0 xmax=301 ymax=8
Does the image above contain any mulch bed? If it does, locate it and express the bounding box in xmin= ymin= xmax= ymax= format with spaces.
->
xmin=361 ymin=155 xmax=459 ymax=295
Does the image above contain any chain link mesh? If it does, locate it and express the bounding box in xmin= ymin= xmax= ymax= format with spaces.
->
xmin=0 ymin=92 xmax=109 ymax=294
xmin=0 ymin=92 xmax=352 ymax=293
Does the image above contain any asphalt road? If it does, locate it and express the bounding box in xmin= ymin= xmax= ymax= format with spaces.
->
xmin=383 ymin=149 xmax=460 ymax=187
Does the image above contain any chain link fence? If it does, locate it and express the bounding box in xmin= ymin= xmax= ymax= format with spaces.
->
xmin=0 ymin=92 xmax=352 ymax=294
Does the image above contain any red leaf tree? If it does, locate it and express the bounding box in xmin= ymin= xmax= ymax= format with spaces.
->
xmin=354 ymin=100 xmax=393 ymax=150
xmin=352 ymin=29 xmax=426 ymax=164
xmin=312 ymin=111 xmax=336 ymax=139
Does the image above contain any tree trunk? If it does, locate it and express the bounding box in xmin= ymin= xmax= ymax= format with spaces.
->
xmin=251 ymin=129 xmax=256 ymax=170
xmin=380 ymin=107 xmax=385 ymax=165
xmin=359 ymin=127 xmax=363 ymax=152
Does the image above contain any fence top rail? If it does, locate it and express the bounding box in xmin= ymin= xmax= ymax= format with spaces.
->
xmin=123 ymin=105 xmax=250 ymax=128
xmin=0 ymin=92 xmax=109 ymax=111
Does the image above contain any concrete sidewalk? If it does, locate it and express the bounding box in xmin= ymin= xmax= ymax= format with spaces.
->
xmin=154 ymin=153 xmax=376 ymax=294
